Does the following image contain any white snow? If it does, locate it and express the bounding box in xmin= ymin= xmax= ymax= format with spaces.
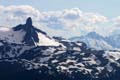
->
xmin=76 ymin=42 xmax=82 ymax=46
xmin=105 ymin=63 xmax=113 ymax=72
xmin=73 ymin=47 xmax=81 ymax=51
xmin=88 ymin=39 xmax=113 ymax=50
xmin=75 ymin=63 xmax=85 ymax=67
xmin=0 ymin=27 xmax=25 ymax=44
xmin=0 ymin=27 xmax=62 ymax=46
xmin=52 ymin=60 xmax=58 ymax=63
xmin=66 ymin=59 xmax=76 ymax=64
xmin=55 ymin=50 xmax=66 ymax=55
xmin=0 ymin=42 xmax=3 ymax=46
xmin=104 ymin=51 xmax=120 ymax=61
xmin=57 ymin=66 xmax=68 ymax=71
xmin=72 ymin=37 xmax=113 ymax=50
xmin=37 ymin=32 xmax=61 ymax=46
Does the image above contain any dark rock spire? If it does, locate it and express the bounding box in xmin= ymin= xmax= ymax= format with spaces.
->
xmin=12 ymin=17 xmax=47 ymax=46
xmin=26 ymin=17 xmax=32 ymax=27
xmin=23 ymin=17 xmax=39 ymax=45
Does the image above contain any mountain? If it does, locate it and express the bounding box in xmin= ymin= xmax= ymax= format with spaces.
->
xmin=106 ymin=34 xmax=120 ymax=48
xmin=70 ymin=32 xmax=113 ymax=50
xmin=0 ymin=18 xmax=120 ymax=80
xmin=0 ymin=17 xmax=60 ymax=46
xmin=70 ymin=32 xmax=120 ymax=50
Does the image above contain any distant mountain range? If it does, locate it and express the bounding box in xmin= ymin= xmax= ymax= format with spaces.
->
xmin=0 ymin=17 xmax=120 ymax=80
xmin=70 ymin=32 xmax=120 ymax=50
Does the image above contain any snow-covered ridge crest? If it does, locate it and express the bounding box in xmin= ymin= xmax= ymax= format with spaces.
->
xmin=0 ymin=17 xmax=61 ymax=46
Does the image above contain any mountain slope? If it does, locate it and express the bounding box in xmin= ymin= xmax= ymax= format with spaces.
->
xmin=0 ymin=18 xmax=120 ymax=80
xmin=70 ymin=32 xmax=113 ymax=50
xmin=106 ymin=34 xmax=120 ymax=48
xmin=0 ymin=17 xmax=60 ymax=46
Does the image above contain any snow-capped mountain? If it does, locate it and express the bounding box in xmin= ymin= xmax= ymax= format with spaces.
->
xmin=0 ymin=17 xmax=60 ymax=46
xmin=70 ymin=32 xmax=113 ymax=50
xmin=106 ymin=34 xmax=120 ymax=48
xmin=0 ymin=18 xmax=120 ymax=80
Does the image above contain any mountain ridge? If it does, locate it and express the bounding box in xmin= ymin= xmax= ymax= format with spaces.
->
xmin=69 ymin=32 xmax=120 ymax=50
xmin=0 ymin=17 xmax=61 ymax=46
xmin=0 ymin=17 xmax=120 ymax=80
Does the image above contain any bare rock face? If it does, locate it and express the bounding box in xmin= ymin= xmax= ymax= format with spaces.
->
xmin=26 ymin=17 xmax=32 ymax=26
xmin=13 ymin=17 xmax=39 ymax=45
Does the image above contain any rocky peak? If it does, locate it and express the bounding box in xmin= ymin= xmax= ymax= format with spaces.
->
xmin=26 ymin=17 xmax=32 ymax=26
xmin=13 ymin=17 xmax=39 ymax=45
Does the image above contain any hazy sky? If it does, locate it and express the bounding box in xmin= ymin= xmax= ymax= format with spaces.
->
xmin=0 ymin=0 xmax=120 ymax=38
xmin=0 ymin=0 xmax=120 ymax=18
